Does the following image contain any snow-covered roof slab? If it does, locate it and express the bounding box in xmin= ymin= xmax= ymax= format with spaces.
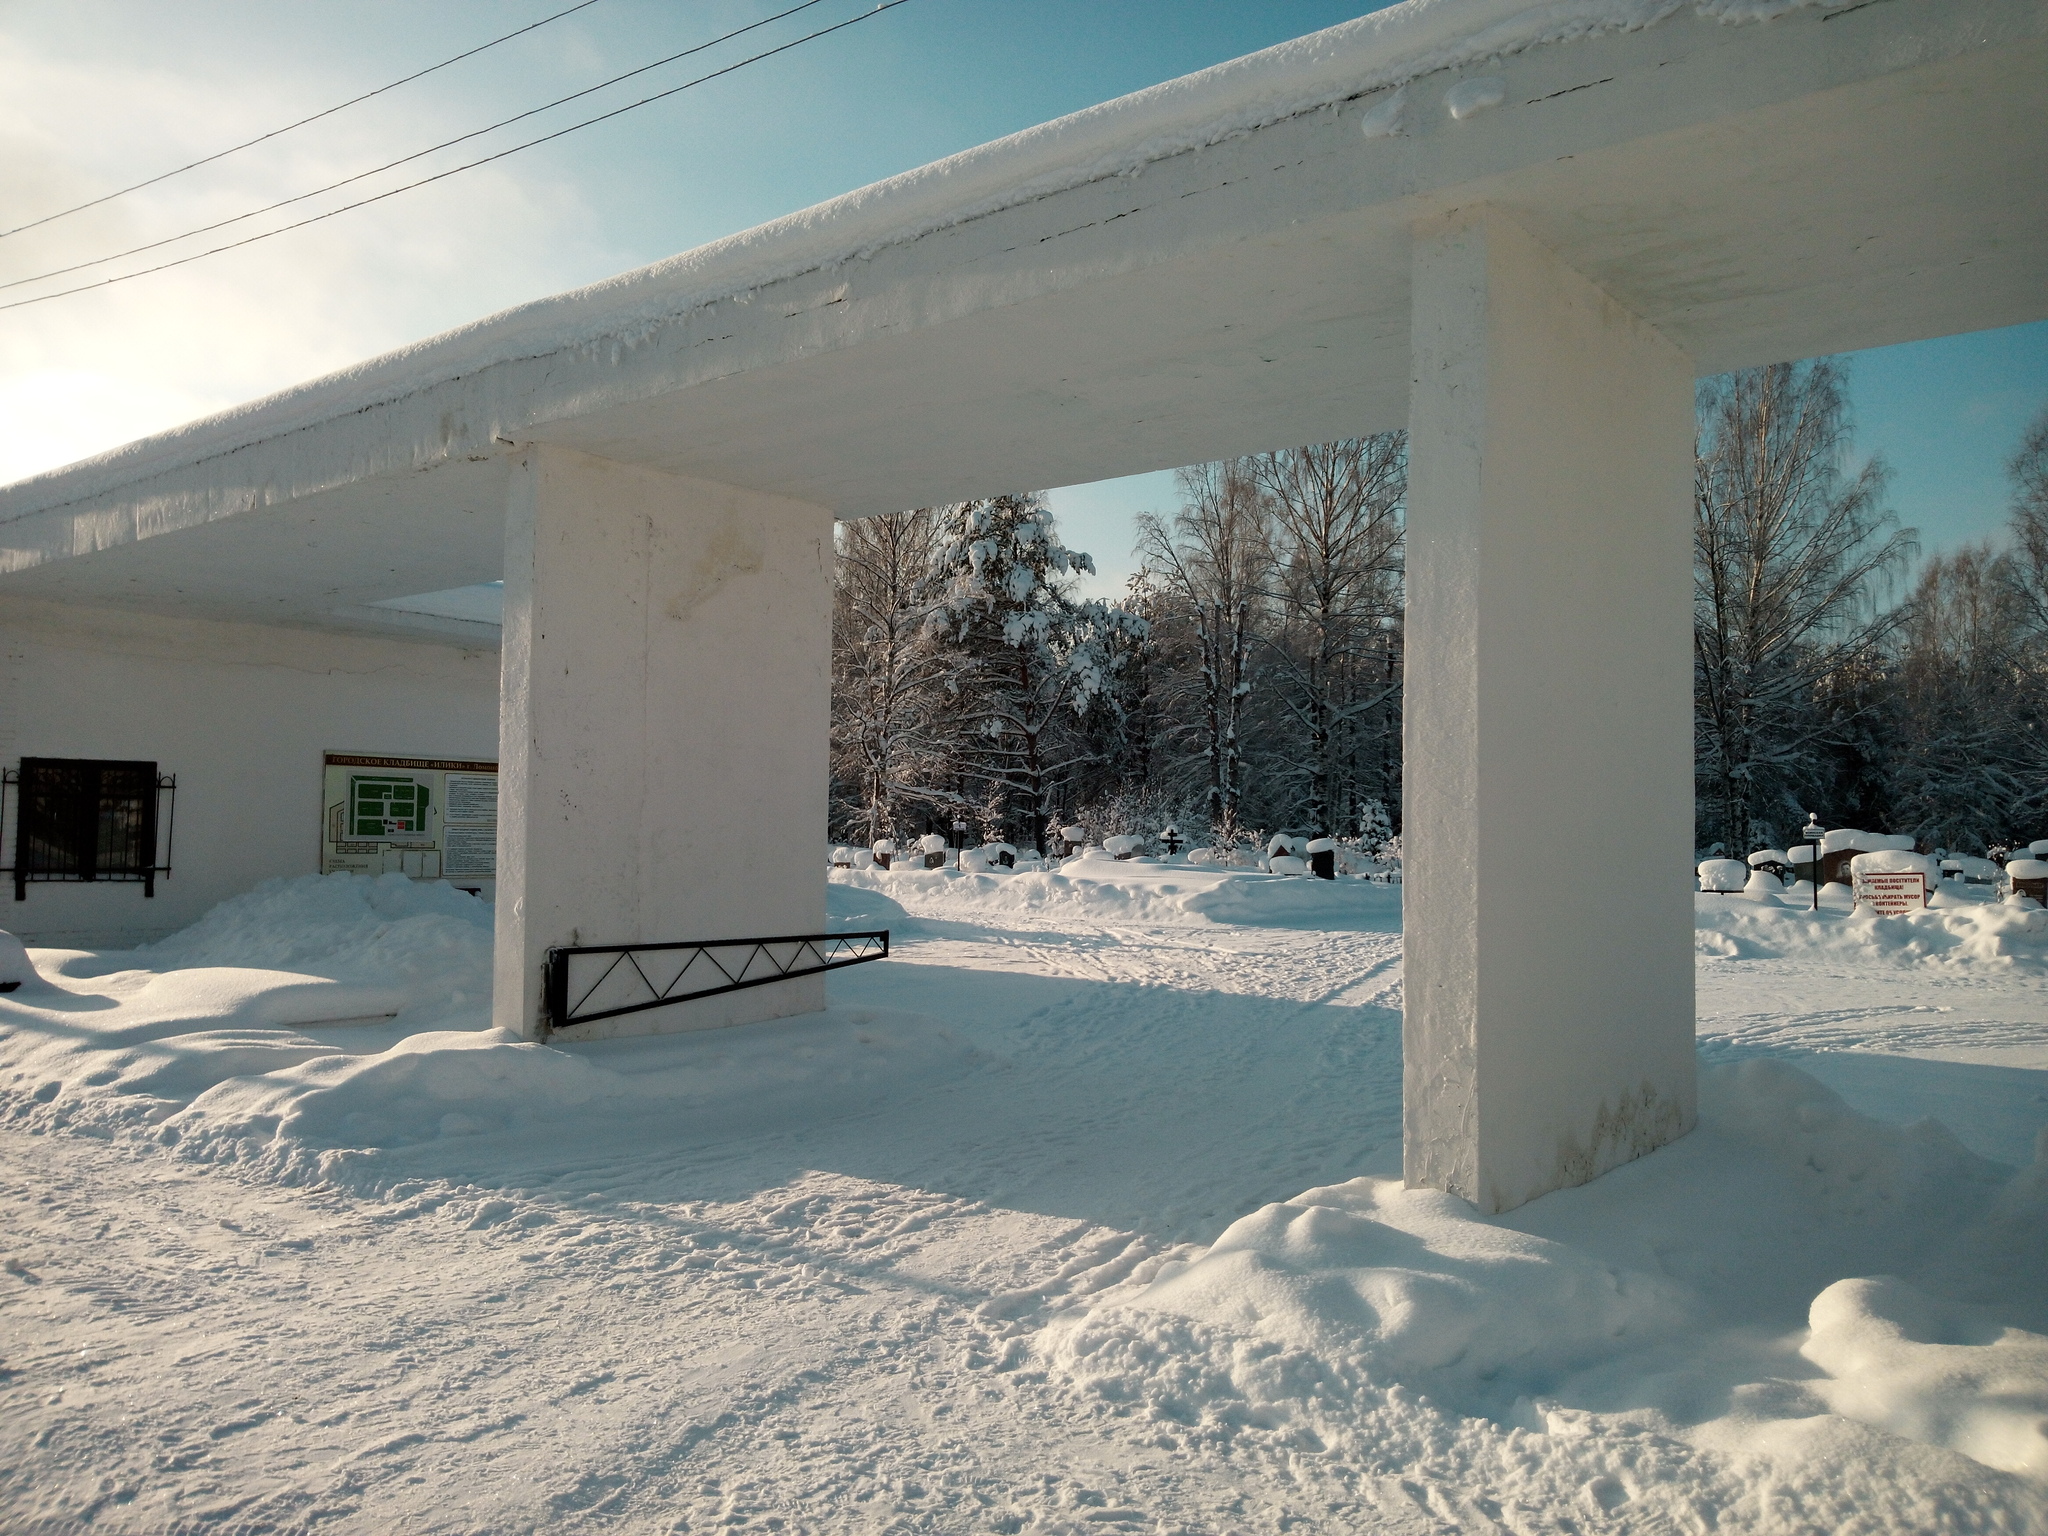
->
xmin=2 ymin=0 xmax=2044 ymax=636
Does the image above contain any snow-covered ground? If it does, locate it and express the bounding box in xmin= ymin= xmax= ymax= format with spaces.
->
xmin=2 ymin=861 xmax=2044 ymax=1533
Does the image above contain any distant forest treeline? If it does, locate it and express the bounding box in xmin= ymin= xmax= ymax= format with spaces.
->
xmin=829 ymin=361 xmax=2048 ymax=858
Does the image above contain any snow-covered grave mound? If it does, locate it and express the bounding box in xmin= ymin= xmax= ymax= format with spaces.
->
xmin=1695 ymin=886 xmax=2048 ymax=970
xmin=0 ymin=872 xmax=981 ymax=1185
xmin=830 ymin=854 xmax=1400 ymax=929
xmin=1038 ymin=1060 xmax=2048 ymax=1517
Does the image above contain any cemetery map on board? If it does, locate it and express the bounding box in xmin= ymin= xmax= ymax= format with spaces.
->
xmin=320 ymin=752 xmax=497 ymax=884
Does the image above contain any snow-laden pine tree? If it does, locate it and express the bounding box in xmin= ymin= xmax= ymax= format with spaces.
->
xmin=1693 ymin=358 xmax=1914 ymax=853
xmin=921 ymin=494 xmax=1145 ymax=854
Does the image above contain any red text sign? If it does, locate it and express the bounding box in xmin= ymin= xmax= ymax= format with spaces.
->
xmin=1855 ymin=871 xmax=1926 ymax=915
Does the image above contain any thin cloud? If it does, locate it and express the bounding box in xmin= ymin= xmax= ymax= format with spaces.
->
xmin=0 ymin=33 xmax=629 ymax=484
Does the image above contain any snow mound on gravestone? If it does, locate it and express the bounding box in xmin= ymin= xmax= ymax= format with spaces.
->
xmin=1694 ymin=888 xmax=2048 ymax=968
xmin=0 ymin=928 xmax=40 ymax=988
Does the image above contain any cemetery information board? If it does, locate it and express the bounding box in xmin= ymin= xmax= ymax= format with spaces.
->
xmin=320 ymin=753 xmax=498 ymax=882
xmin=1854 ymin=871 xmax=1926 ymax=915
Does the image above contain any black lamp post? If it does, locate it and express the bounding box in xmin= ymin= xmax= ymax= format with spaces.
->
xmin=1800 ymin=813 xmax=1824 ymax=912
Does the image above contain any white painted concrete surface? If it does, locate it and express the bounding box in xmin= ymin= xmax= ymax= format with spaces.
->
xmin=0 ymin=598 xmax=499 ymax=948
xmin=1 ymin=1 xmax=2038 ymax=628
xmin=493 ymin=448 xmax=832 ymax=1040
xmin=1403 ymin=209 xmax=1696 ymax=1214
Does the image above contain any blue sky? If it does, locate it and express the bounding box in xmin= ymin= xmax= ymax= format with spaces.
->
xmin=2 ymin=0 xmax=2041 ymax=599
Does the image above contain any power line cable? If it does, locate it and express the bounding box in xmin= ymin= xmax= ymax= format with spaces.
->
xmin=2 ymin=0 xmax=835 ymax=292
xmin=0 ymin=0 xmax=913 ymax=314
xmin=0 ymin=0 xmax=608 ymax=240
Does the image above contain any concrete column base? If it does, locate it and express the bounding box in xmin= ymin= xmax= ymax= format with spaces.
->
xmin=1402 ymin=209 xmax=1697 ymax=1214
xmin=493 ymin=445 xmax=833 ymax=1041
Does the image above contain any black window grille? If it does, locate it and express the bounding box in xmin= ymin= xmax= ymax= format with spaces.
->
xmin=3 ymin=759 xmax=177 ymax=900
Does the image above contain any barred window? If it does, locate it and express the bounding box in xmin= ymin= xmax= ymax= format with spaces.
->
xmin=11 ymin=758 xmax=166 ymax=899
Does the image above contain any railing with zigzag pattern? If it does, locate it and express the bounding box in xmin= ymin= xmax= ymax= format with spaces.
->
xmin=542 ymin=930 xmax=890 ymax=1033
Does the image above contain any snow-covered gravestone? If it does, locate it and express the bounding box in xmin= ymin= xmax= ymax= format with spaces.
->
xmin=1747 ymin=848 xmax=1792 ymax=883
xmin=919 ymin=833 xmax=948 ymax=870
xmin=1267 ymin=836 xmax=1310 ymax=876
xmin=2009 ymin=859 xmax=2048 ymax=905
xmin=0 ymin=930 xmax=38 ymax=993
xmin=1102 ymin=834 xmax=1144 ymax=861
xmin=1306 ymin=837 xmax=1337 ymax=880
xmin=1697 ymin=859 xmax=1749 ymax=894
xmin=872 ymin=839 xmax=895 ymax=871
xmin=1059 ymin=825 xmax=1087 ymax=858
xmin=1817 ymin=829 xmax=1865 ymax=887
xmin=1741 ymin=849 xmax=1790 ymax=902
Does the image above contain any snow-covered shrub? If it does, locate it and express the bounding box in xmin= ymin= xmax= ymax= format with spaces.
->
xmin=1357 ymin=799 xmax=1396 ymax=862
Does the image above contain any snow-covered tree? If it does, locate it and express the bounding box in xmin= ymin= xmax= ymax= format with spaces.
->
xmin=1693 ymin=358 xmax=1913 ymax=853
xmin=1884 ymin=543 xmax=2032 ymax=851
xmin=1992 ymin=405 xmax=2048 ymax=824
xmin=922 ymin=494 xmax=1144 ymax=853
xmin=2004 ymin=405 xmax=2048 ymax=636
xmin=1135 ymin=461 xmax=1271 ymax=845
xmin=830 ymin=508 xmax=952 ymax=845
xmin=1251 ymin=433 xmax=1406 ymax=838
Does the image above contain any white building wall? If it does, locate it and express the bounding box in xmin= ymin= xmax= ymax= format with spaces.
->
xmin=0 ymin=597 xmax=500 ymax=948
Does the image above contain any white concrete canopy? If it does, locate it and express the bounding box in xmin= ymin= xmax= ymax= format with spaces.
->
xmin=2 ymin=0 xmax=2042 ymax=1203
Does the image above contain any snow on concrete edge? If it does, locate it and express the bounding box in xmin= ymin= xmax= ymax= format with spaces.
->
xmin=0 ymin=0 xmax=1837 ymax=516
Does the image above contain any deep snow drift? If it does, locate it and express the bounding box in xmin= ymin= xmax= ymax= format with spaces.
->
xmin=1 ymin=866 xmax=2044 ymax=1532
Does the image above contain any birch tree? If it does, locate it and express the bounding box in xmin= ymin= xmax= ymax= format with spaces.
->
xmin=1251 ymin=433 xmax=1406 ymax=837
xmin=1134 ymin=459 xmax=1271 ymax=845
xmin=830 ymin=508 xmax=951 ymax=844
xmin=1885 ymin=544 xmax=2031 ymax=851
xmin=1693 ymin=358 xmax=1913 ymax=852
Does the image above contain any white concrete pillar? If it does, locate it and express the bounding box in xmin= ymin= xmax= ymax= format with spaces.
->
xmin=493 ymin=444 xmax=834 ymax=1039
xmin=1402 ymin=208 xmax=1696 ymax=1214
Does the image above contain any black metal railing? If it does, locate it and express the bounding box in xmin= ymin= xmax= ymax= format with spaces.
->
xmin=543 ymin=930 xmax=889 ymax=1033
